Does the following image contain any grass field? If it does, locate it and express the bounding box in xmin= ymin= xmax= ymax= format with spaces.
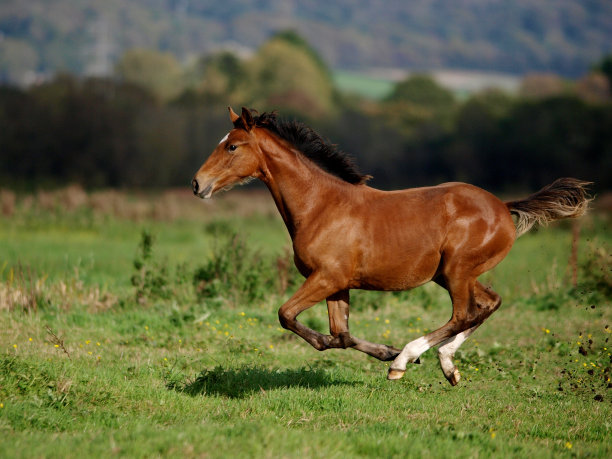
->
xmin=1 ymin=188 xmax=611 ymax=458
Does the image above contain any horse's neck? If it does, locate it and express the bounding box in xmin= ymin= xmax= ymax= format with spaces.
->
xmin=260 ymin=144 xmax=340 ymax=239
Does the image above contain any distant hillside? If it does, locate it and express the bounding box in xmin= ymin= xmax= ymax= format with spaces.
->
xmin=1 ymin=0 xmax=611 ymax=84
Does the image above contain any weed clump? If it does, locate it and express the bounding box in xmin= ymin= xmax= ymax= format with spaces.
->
xmin=131 ymin=231 xmax=171 ymax=304
xmin=193 ymin=230 xmax=298 ymax=306
xmin=580 ymin=242 xmax=611 ymax=300
xmin=129 ymin=227 xmax=300 ymax=308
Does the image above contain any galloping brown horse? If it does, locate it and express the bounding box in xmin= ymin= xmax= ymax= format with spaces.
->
xmin=192 ymin=107 xmax=590 ymax=385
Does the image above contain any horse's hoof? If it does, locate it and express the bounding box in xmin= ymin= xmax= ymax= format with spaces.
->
xmin=447 ymin=369 xmax=461 ymax=386
xmin=387 ymin=368 xmax=405 ymax=380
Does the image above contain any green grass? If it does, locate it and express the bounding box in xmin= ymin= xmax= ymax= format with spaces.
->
xmin=0 ymin=203 xmax=611 ymax=458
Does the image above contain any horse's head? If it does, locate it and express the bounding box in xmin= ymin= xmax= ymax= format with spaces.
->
xmin=192 ymin=107 xmax=263 ymax=199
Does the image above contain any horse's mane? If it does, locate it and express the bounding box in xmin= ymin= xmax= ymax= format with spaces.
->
xmin=246 ymin=111 xmax=371 ymax=185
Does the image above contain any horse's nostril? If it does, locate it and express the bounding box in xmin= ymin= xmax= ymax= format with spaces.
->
xmin=192 ymin=178 xmax=199 ymax=195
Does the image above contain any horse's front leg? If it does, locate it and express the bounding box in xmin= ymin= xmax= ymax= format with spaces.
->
xmin=278 ymin=272 xmax=339 ymax=350
xmin=326 ymin=290 xmax=402 ymax=361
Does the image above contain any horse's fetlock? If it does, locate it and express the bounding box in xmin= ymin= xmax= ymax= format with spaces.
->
xmin=338 ymin=332 xmax=355 ymax=348
xmin=313 ymin=336 xmax=330 ymax=351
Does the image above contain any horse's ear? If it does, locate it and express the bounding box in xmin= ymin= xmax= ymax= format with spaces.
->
xmin=240 ymin=107 xmax=255 ymax=131
xmin=228 ymin=106 xmax=240 ymax=124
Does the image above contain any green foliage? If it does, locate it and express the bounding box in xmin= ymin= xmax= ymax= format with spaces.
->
xmin=385 ymin=74 xmax=455 ymax=108
xmin=114 ymin=48 xmax=183 ymax=102
xmin=181 ymin=52 xmax=250 ymax=106
xmin=0 ymin=38 xmax=38 ymax=83
xmin=248 ymin=33 xmax=336 ymax=117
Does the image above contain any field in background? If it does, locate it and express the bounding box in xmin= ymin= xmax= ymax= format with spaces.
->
xmin=0 ymin=188 xmax=610 ymax=457
xmin=333 ymin=69 xmax=521 ymax=100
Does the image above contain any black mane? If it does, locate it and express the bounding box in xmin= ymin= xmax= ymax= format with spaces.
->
xmin=248 ymin=111 xmax=370 ymax=185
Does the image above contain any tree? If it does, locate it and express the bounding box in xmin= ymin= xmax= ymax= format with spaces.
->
xmin=0 ymin=39 xmax=38 ymax=84
xmin=115 ymin=49 xmax=183 ymax=102
xmin=385 ymin=74 xmax=455 ymax=109
xmin=519 ymin=73 xmax=566 ymax=99
xmin=182 ymin=52 xmax=250 ymax=106
xmin=575 ymin=72 xmax=610 ymax=103
xmin=247 ymin=31 xmax=336 ymax=118
xmin=592 ymin=54 xmax=612 ymax=88
xmin=382 ymin=74 xmax=456 ymax=138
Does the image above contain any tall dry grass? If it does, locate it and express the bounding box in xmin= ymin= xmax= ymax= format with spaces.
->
xmin=0 ymin=264 xmax=117 ymax=313
xmin=2 ymin=185 xmax=278 ymax=222
xmin=0 ymin=189 xmax=16 ymax=216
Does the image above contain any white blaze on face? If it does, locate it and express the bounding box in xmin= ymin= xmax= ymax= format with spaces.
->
xmin=219 ymin=132 xmax=230 ymax=145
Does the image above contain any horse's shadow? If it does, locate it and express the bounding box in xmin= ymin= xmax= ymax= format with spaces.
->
xmin=171 ymin=365 xmax=353 ymax=399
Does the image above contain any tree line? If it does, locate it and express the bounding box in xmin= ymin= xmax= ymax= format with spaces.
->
xmin=3 ymin=0 xmax=612 ymax=84
xmin=1 ymin=32 xmax=610 ymax=193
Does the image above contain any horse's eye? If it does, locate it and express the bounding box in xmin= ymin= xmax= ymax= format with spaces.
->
xmin=228 ymin=144 xmax=238 ymax=152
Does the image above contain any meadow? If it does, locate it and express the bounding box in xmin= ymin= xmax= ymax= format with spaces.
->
xmin=0 ymin=187 xmax=610 ymax=458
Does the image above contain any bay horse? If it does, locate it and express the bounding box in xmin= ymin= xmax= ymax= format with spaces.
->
xmin=192 ymin=107 xmax=590 ymax=385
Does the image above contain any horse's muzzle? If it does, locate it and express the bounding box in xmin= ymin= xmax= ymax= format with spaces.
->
xmin=192 ymin=177 xmax=215 ymax=199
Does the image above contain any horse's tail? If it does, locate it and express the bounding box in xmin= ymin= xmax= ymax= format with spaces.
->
xmin=505 ymin=178 xmax=592 ymax=238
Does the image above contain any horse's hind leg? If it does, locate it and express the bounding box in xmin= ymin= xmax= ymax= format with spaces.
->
xmin=388 ymin=274 xmax=501 ymax=380
xmin=437 ymin=325 xmax=478 ymax=386
xmin=326 ymin=290 xmax=402 ymax=361
xmin=388 ymin=276 xmax=476 ymax=380
xmin=438 ymin=282 xmax=502 ymax=385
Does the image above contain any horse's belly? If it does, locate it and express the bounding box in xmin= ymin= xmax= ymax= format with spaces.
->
xmin=355 ymin=247 xmax=441 ymax=291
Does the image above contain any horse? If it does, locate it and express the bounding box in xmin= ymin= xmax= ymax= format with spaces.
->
xmin=192 ymin=107 xmax=591 ymax=385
